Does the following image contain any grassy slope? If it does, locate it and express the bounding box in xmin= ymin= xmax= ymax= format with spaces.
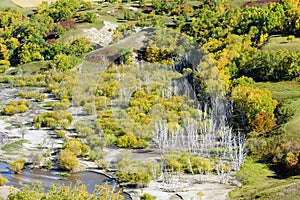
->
xmin=229 ymin=159 xmax=300 ymax=200
xmin=0 ymin=0 xmax=33 ymax=15
xmin=231 ymin=81 xmax=300 ymax=199
xmin=256 ymin=81 xmax=300 ymax=143
xmin=262 ymin=35 xmax=300 ymax=52
xmin=0 ymin=0 xmax=19 ymax=7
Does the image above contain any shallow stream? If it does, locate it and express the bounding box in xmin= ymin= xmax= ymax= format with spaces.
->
xmin=0 ymin=162 xmax=130 ymax=199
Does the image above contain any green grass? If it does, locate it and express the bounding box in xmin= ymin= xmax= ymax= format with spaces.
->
xmin=262 ymin=35 xmax=300 ymax=52
xmin=0 ymin=0 xmax=34 ymax=15
xmin=255 ymin=81 xmax=300 ymax=143
xmin=1 ymin=139 xmax=29 ymax=152
xmin=229 ymin=159 xmax=300 ymax=200
xmin=229 ymin=0 xmax=249 ymax=8
xmin=19 ymin=61 xmax=51 ymax=72
xmin=0 ymin=0 xmax=18 ymax=7
xmin=255 ymin=81 xmax=300 ymax=101
xmin=58 ymin=21 xmax=105 ymax=43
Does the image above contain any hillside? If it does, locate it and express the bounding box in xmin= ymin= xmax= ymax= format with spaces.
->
xmin=0 ymin=0 xmax=300 ymax=199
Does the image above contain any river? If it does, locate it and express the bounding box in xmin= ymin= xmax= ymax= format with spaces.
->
xmin=0 ymin=162 xmax=130 ymax=199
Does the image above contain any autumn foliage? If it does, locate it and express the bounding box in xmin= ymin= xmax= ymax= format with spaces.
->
xmin=273 ymin=141 xmax=300 ymax=174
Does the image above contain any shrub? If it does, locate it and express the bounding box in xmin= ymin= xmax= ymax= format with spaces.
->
xmin=49 ymin=99 xmax=70 ymax=110
xmin=82 ymin=102 xmax=95 ymax=115
xmin=54 ymin=130 xmax=67 ymax=138
xmin=58 ymin=149 xmax=79 ymax=171
xmin=0 ymin=174 xmax=8 ymax=186
xmin=44 ymin=159 xmax=53 ymax=170
xmin=53 ymin=25 xmax=66 ymax=38
xmin=2 ymin=100 xmax=29 ymax=116
xmin=33 ymin=110 xmax=73 ymax=129
xmin=8 ymin=181 xmax=123 ymax=199
xmin=74 ymin=121 xmax=95 ymax=137
xmin=89 ymin=147 xmax=106 ymax=161
xmin=32 ymin=153 xmax=43 ymax=167
xmin=18 ymin=91 xmax=45 ymax=102
xmin=272 ymin=141 xmax=300 ymax=175
xmin=95 ymin=159 xmax=109 ymax=170
xmin=86 ymin=134 xmax=103 ymax=148
xmin=115 ymin=157 xmax=157 ymax=187
xmin=287 ymin=35 xmax=295 ymax=41
xmin=84 ymin=12 xmax=96 ymax=23
xmin=140 ymin=193 xmax=157 ymax=200
xmin=9 ymin=159 xmax=25 ymax=174
xmin=250 ymin=112 xmax=275 ymax=135
xmin=0 ymin=65 xmax=9 ymax=73
xmin=161 ymin=151 xmax=214 ymax=174
xmin=62 ymin=138 xmax=90 ymax=157
xmin=117 ymin=134 xmax=138 ymax=148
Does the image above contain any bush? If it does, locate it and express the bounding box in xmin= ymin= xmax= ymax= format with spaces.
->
xmin=272 ymin=141 xmax=300 ymax=175
xmin=75 ymin=121 xmax=95 ymax=137
xmin=33 ymin=110 xmax=73 ymax=129
xmin=89 ymin=147 xmax=106 ymax=161
xmin=84 ymin=12 xmax=97 ymax=23
xmin=18 ymin=91 xmax=45 ymax=102
xmin=140 ymin=193 xmax=156 ymax=200
xmin=9 ymin=159 xmax=25 ymax=174
xmin=53 ymin=25 xmax=66 ymax=38
xmin=82 ymin=102 xmax=95 ymax=115
xmin=62 ymin=138 xmax=90 ymax=157
xmin=49 ymin=99 xmax=70 ymax=110
xmin=0 ymin=174 xmax=8 ymax=186
xmin=115 ymin=158 xmax=157 ymax=187
xmin=117 ymin=134 xmax=138 ymax=148
xmin=54 ymin=130 xmax=67 ymax=138
xmin=95 ymin=159 xmax=109 ymax=170
xmin=0 ymin=65 xmax=9 ymax=73
xmin=250 ymin=112 xmax=275 ymax=135
xmin=58 ymin=149 xmax=79 ymax=171
xmin=117 ymin=134 xmax=149 ymax=149
xmin=8 ymin=181 xmax=123 ymax=199
xmin=161 ymin=151 xmax=214 ymax=174
xmin=2 ymin=100 xmax=29 ymax=116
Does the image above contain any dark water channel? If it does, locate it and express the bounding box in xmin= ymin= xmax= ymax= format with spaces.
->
xmin=0 ymin=162 xmax=130 ymax=199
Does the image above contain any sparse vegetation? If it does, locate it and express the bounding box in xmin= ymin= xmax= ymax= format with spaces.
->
xmin=0 ymin=0 xmax=300 ymax=199
xmin=1 ymin=100 xmax=29 ymax=116
xmin=0 ymin=174 xmax=8 ymax=186
xmin=9 ymin=159 xmax=25 ymax=174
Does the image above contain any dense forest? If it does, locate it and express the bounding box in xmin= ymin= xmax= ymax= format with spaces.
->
xmin=0 ymin=0 xmax=300 ymax=199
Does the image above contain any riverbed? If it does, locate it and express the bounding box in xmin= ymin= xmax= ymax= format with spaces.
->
xmin=0 ymin=162 xmax=130 ymax=199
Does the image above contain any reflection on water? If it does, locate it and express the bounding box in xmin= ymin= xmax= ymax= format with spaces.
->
xmin=0 ymin=162 xmax=130 ymax=199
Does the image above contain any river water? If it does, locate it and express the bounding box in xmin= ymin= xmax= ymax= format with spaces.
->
xmin=0 ymin=162 xmax=130 ymax=199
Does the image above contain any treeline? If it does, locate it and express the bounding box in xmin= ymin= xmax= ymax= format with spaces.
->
xmin=0 ymin=0 xmax=94 ymax=67
xmin=132 ymin=0 xmax=300 ymax=175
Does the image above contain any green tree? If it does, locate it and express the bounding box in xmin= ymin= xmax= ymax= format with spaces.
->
xmin=43 ymin=42 xmax=69 ymax=60
xmin=231 ymin=77 xmax=277 ymax=130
